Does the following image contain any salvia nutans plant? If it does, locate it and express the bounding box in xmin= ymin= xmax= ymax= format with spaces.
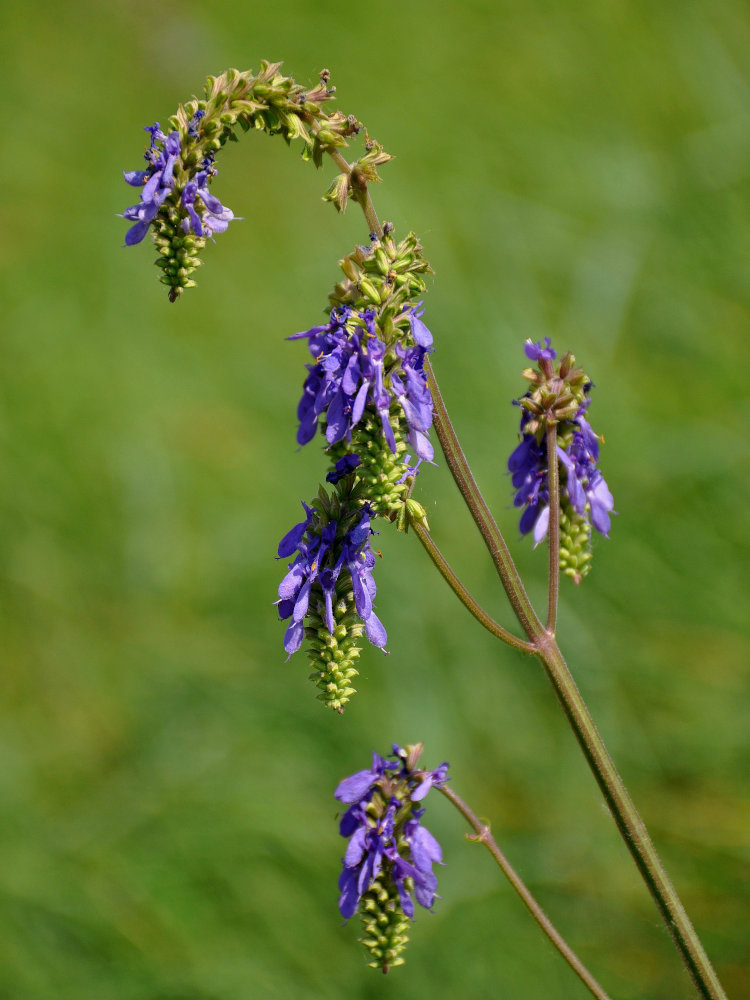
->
xmin=120 ymin=62 xmax=728 ymax=998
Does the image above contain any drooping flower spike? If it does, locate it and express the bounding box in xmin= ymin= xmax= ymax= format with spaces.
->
xmin=335 ymin=743 xmax=448 ymax=972
xmin=119 ymin=63 xmax=385 ymax=299
xmin=509 ymin=340 xmax=614 ymax=582
xmin=276 ymin=482 xmax=387 ymax=712
xmin=289 ymin=305 xmax=434 ymax=463
xmin=120 ymin=118 xmax=236 ymax=298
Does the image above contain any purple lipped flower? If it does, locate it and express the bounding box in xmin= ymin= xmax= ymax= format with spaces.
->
xmin=326 ymin=454 xmax=362 ymax=484
xmin=121 ymin=125 xmax=181 ymax=245
xmin=408 ymin=302 xmax=434 ymax=349
xmin=288 ymin=304 xmax=436 ymax=464
xmin=524 ymin=337 xmax=556 ymax=361
xmin=335 ymin=744 xmax=448 ymax=924
xmin=276 ymin=501 xmax=387 ymax=657
xmin=180 ymin=168 xmax=236 ymax=239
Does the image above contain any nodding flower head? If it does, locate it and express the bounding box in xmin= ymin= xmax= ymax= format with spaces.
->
xmin=509 ymin=340 xmax=614 ymax=582
xmin=335 ymin=744 xmax=448 ymax=971
xmin=276 ymin=486 xmax=387 ymax=711
xmin=120 ymin=114 xmax=236 ymax=300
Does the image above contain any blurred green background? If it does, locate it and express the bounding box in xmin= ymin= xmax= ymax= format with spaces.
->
xmin=1 ymin=0 xmax=748 ymax=997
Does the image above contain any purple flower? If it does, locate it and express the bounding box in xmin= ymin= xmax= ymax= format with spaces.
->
xmin=509 ymin=343 xmax=613 ymax=543
xmin=180 ymin=168 xmax=236 ymax=239
xmin=508 ymin=409 xmax=550 ymax=545
xmin=121 ymin=125 xmax=181 ymax=246
xmin=335 ymin=745 xmax=448 ymax=921
xmin=326 ymin=454 xmax=362 ymax=485
xmin=524 ymin=337 xmax=556 ymax=361
xmin=121 ymin=121 xmax=236 ymax=246
xmin=276 ymin=502 xmax=387 ymax=656
xmin=289 ymin=305 xmax=435 ymax=463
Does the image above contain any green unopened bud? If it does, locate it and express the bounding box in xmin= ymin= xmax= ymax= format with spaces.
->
xmin=358 ymin=278 xmax=381 ymax=304
xmin=305 ymin=582 xmax=363 ymax=713
xmin=559 ymin=502 xmax=593 ymax=584
xmin=359 ymin=875 xmax=410 ymax=973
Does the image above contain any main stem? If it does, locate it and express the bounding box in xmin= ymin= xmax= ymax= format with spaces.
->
xmin=427 ymin=358 xmax=727 ymax=1000
xmin=332 ymin=149 xmax=726 ymax=1000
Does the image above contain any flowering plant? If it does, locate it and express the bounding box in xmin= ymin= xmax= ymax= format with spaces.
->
xmin=121 ymin=62 xmax=728 ymax=1000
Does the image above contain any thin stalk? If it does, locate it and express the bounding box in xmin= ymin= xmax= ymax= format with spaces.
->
xmin=439 ymin=784 xmax=613 ymax=1000
xmin=424 ymin=356 xmax=543 ymax=640
xmin=411 ymin=519 xmax=534 ymax=654
xmin=545 ymin=422 xmax=560 ymax=633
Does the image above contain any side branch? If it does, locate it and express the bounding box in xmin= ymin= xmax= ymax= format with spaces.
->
xmin=439 ymin=784 xmax=613 ymax=1000
xmin=425 ymin=357 xmax=544 ymax=642
xmin=411 ymin=519 xmax=534 ymax=654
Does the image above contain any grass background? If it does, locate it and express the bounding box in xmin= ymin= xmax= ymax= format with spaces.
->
xmin=1 ymin=0 xmax=749 ymax=997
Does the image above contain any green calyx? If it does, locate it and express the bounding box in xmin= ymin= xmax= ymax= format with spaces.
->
xmin=520 ymin=350 xmax=590 ymax=434
xmin=359 ymin=872 xmax=411 ymax=972
xmin=330 ymin=230 xmax=431 ymax=317
xmin=559 ymin=501 xmax=592 ymax=584
xmin=327 ymin=414 xmax=412 ymax=522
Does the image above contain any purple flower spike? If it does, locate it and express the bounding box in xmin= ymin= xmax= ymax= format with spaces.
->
xmin=121 ymin=123 xmax=236 ymax=248
xmin=289 ymin=305 xmax=435 ymax=469
xmin=335 ymin=745 xmax=448 ymax=928
xmin=509 ymin=341 xmax=614 ymax=573
xmin=276 ymin=502 xmax=387 ymax=657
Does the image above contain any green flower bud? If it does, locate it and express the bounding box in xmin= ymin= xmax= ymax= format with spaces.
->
xmin=305 ymin=580 xmax=363 ymax=713
xmin=559 ymin=501 xmax=593 ymax=584
xmin=359 ymin=876 xmax=411 ymax=973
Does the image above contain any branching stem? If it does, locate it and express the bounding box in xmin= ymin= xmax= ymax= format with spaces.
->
xmin=319 ymin=120 xmax=727 ymax=1000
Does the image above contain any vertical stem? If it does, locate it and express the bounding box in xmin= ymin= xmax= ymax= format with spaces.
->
xmin=439 ymin=784 xmax=613 ymax=1000
xmin=545 ymin=422 xmax=560 ymax=634
xmin=536 ymin=639 xmax=728 ymax=1000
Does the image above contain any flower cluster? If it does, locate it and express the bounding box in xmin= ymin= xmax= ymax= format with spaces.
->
xmin=276 ymin=484 xmax=386 ymax=711
xmin=335 ymin=744 xmax=448 ymax=971
xmin=509 ymin=338 xmax=614 ymax=581
xmin=278 ymin=498 xmax=386 ymax=654
xmin=289 ymin=304 xmax=434 ymax=464
xmin=121 ymin=121 xmax=235 ymax=248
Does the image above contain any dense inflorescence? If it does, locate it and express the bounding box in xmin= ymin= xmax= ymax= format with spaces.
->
xmin=335 ymin=744 xmax=448 ymax=971
xmin=508 ymin=338 xmax=614 ymax=582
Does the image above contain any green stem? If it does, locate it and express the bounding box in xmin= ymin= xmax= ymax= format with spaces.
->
xmin=545 ymin=422 xmax=560 ymax=634
xmin=326 ymin=144 xmax=727 ymax=1000
xmin=424 ymin=356 xmax=543 ymax=639
xmin=534 ymin=639 xmax=727 ymax=1000
xmin=411 ymin=519 xmax=534 ymax=654
xmin=439 ymin=784 xmax=613 ymax=1000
